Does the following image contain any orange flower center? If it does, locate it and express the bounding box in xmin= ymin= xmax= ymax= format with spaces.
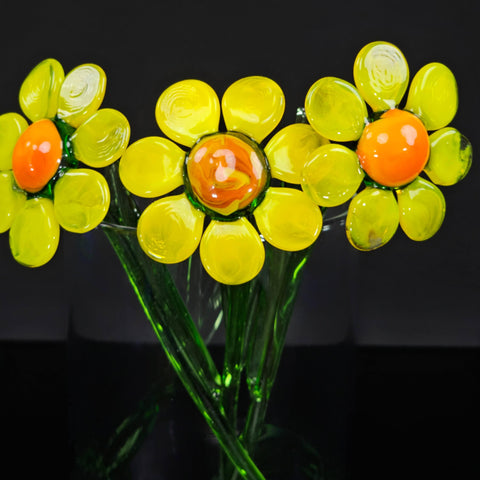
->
xmin=356 ymin=109 xmax=430 ymax=187
xmin=186 ymin=133 xmax=268 ymax=216
xmin=12 ymin=119 xmax=63 ymax=193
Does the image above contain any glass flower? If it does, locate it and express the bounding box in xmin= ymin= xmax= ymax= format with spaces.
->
xmin=302 ymin=41 xmax=472 ymax=250
xmin=119 ymin=77 xmax=327 ymax=285
xmin=0 ymin=59 xmax=130 ymax=266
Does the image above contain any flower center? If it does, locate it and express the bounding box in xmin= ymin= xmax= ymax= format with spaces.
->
xmin=185 ymin=132 xmax=269 ymax=217
xmin=356 ymin=109 xmax=430 ymax=187
xmin=12 ymin=119 xmax=63 ymax=193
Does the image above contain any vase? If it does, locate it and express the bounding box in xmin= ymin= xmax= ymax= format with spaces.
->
xmin=68 ymin=341 xmax=354 ymax=480
xmin=66 ymin=163 xmax=353 ymax=480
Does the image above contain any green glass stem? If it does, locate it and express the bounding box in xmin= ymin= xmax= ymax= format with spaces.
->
xmin=220 ymin=281 xmax=260 ymax=427
xmin=174 ymin=253 xmax=224 ymax=344
xmin=229 ymin=208 xmax=348 ymax=480
xmin=102 ymin=163 xmax=265 ymax=480
xmin=218 ymin=246 xmax=310 ymax=480
xmin=243 ymin=246 xmax=312 ymax=449
xmin=76 ymin=382 xmax=164 ymax=477
xmin=218 ymin=280 xmax=262 ymax=479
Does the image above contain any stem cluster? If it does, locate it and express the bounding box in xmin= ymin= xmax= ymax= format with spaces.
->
xmin=102 ymin=162 xmax=312 ymax=479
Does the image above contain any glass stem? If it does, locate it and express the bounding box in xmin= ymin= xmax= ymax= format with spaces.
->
xmin=219 ymin=281 xmax=262 ymax=478
xmin=229 ymin=246 xmax=312 ymax=480
xmin=221 ymin=281 xmax=260 ymax=427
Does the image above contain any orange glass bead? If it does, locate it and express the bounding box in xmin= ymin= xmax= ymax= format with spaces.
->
xmin=186 ymin=133 xmax=268 ymax=216
xmin=356 ymin=109 xmax=430 ymax=187
xmin=12 ymin=119 xmax=63 ymax=193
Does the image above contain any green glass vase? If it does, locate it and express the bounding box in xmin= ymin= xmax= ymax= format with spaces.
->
xmin=69 ymin=160 xmax=348 ymax=480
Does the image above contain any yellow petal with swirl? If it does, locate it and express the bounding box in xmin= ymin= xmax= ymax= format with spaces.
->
xmin=57 ymin=64 xmax=107 ymax=128
xmin=222 ymin=76 xmax=285 ymax=144
xmin=0 ymin=113 xmax=28 ymax=171
xmin=405 ymin=63 xmax=458 ymax=130
xmin=397 ymin=177 xmax=445 ymax=241
xmin=119 ymin=136 xmax=185 ymax=198
xmin=424 ymin=128 xmax=472 ymax=186
xmin=137 ymin=193 xmax=204 ymax=264
xmin=0 ymin=171 xmax=27 ymax=233
xmin=200 ymin=218 xmax=264 ymax=285
xmin=254 ymin=187 xmax=322 ymax=251
xmin=70 ymin=108 xmax=130 ymax=167
xmin=301 ymin=144 xmax=364 ymax=207
xmin=265 ymin=123 xmax=329 ymax=184
xmin=346 ymin=187 xmax=399 ymax=251
xmin=19 ymin=58 xmax=64 ymax=122
xmin=53 ymin=168 xmax=110 ymax=233
xmin=354 ymin=41 xmax=409 ymax=111
xmin=305 ymin=77 xmax=367 ymax=142
xmin=155 ymin=80 xmax=220 ymax=148
xmin=9 ymin=198 xmax=60 ymax=267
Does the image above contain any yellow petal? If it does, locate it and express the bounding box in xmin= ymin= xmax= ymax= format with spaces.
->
xmin=346 ymin=187 xmax=399 ymax=251
xmin=353 ymin=41 xmax=409 ymax=111
xmin=119 ymin=136 xmax=185 ymax=198
xmin=254 ymin=187 xmax=322 ymax=251
xmin=0 ymin=171 xmax=27 ymax=233
xmin=265 ymin=123 xmax=329 ymax=184
xmin=9 ymin=197 xmax=60 ymax=267
xmin=155 ymin=79 xmax=220 ymax=148
xmin=0 ymin=113 xmax=28 ymax=171
xmin=301 ymin=144 xmax=364 ymax=207
xmin=200 ymin=217 xmax=265 ymax=285
xmin=424 ymin=128 xmax=472 ymax=185
xmin=221 ymin=76 xmax=285 ymax=144
xmin=70 ymin=108 xmax=130 ymax=167
xmin=53 ymin=168 xmax=110 ymax=233
xmin=405 ymin=63 xmax=458 ymax=130
xmin=137 ymin=193 xmax=204 ymax=263
xmin=305 ymin=77 xmax=368 ymax=141
xmin=57 ymin=63 xmax=107 ymax=128
xmin=396 ymin=176 xmax=445 ymax=241
xmin=19 ymin=58 xmax=64 ymax=122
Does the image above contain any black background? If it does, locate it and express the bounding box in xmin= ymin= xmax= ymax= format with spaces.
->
xmin=1 ymin=1 xmax=479 ymax=479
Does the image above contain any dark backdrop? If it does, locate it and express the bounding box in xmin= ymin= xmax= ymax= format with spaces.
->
xmin=1 ymin=1 xmax=479 ymax=479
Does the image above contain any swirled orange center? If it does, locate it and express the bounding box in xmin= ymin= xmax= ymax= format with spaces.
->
xmin=12 ymin=119 xmax=63 ymax=193
xmin=186 ymin=133 xmax=268 ymax=216
xmin=356 ymin=109 xmax=430 ymax=187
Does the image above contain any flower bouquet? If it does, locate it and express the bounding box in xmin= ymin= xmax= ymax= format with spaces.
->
xmin=0 ymin=41 xmax=472 ymax=479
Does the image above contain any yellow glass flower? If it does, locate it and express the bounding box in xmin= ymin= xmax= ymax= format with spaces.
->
xmin=0 ymin=59 xmax=130 ymax=266
xmin=303 ymin=41 xmax=472 ymax=251
xmin=120 ymin=77 xmax=327 ymax=285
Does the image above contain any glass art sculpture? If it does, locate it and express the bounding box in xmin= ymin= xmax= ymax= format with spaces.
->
xmin=303 ymin=41 xmax=472 ymax=251
xmin=0 ymin=41 xmax=472 ymax=479
xmin=0 ymin=59 xmax=130 ymax=266
xmin=119 ymin=76 xmax=325 ymax=285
